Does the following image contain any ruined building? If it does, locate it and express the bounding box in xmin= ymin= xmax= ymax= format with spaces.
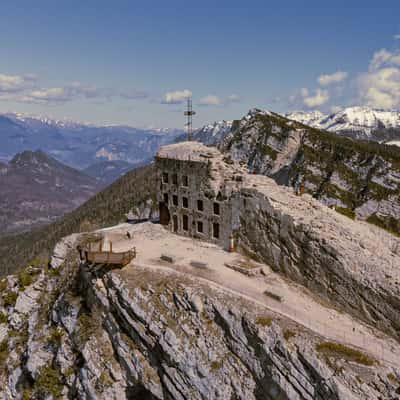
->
xmin=155 ymin=141 xmax=245 ymax=249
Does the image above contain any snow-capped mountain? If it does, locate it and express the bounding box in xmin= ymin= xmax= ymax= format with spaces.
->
xmin=175 ymin=120 xmax=233 ymax=145
xmin=286 ymin=107 xmax=400 ymax=141
xmin=0 ymin=112 xmax=183 ymax=173
xmin=193 ymin=120 xmax=233 ymax=145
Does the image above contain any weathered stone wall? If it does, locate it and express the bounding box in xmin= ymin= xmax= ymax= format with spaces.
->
xmin=155 ymin=156 xmax=233 ymax=249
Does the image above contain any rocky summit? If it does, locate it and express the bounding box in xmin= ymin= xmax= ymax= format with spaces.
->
xmin=219 ymin=109 xmax=400 ymax=236
xmin=0 ymin=140 xmax=400 ymax=398
xmin=0 ymin=225 xmax=399 ymax=400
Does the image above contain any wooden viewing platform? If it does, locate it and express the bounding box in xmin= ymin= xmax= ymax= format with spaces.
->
xmin=77 ymin=240 xmax=136 ymax=267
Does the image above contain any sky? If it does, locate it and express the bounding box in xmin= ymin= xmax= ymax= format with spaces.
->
xmin=0 ymin=0 xmax=400 ymax=128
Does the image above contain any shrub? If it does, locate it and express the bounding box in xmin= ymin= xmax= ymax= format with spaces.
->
xmin=316 ymin=341 xmax=374 ymax=366
xmin=47 ymin=327 xmax=63 ymax=347
xmin=3 ymin=291 xmax=18 ymax=307
xmin=335 ymin=206 xmax=355 ymax=220
xmin=283 ymin=329 xmax=295 ymax=341
xmin=0 ymin=312 xmax=7 ymax=324
xmin=256 ymin=316 xmax=273 ymax=327
xmin=36 ymin=364 xmax=63 ymax=399
xmin=18 ymin=270 xmax=33 ymax=290
xmin=0 ymin=340 xmax=8 ymax=365
xmin=210 ymin=360 xmax=222 ymax=371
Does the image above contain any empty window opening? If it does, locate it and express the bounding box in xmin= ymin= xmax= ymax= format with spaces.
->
xmin=163 ymin=193 xmax=169 ymax=204
xmin=197 ymin=221 xmax=203 ymax=233
xmin=162 ymin=172 xmax=169 ymax=183
xmin=182 ymin=175 xmax=188 ymax=187
xmin=182 ymin=215 xmax=189 ymax=231
xmin=213 ymin=223 xmax=220 ymax=239
xmin=182 ymin=197 xmax=189 ymax=208
xmin=213 ymin=202 xmax=220 ymax=215
xmin=197 ymin=199 xmax=204 ymax=211
xmin=172 ymin=173 xmax=178 ymax=185
xmin=172 ymin=195 xmax=178 ymax=206
xmin=173 ymin=215 xmax=178 ymax=232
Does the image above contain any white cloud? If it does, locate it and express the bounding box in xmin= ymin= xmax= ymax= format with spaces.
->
xmin=162 ymin=89 xmax=192 ymax=104
xmin=317 ymin=71 xmax=348 ymax=86
xmin=199 ymin=95 xmax=221 ymax=106
xmin=300 ymin=88 xmax=309 ymax=97
xmin=358 ymin=48 xmax=400 ymax=109
xmin=20 ymin=82 xmax=116 ymax=104
xmin=120 ymin=89 xmax=148 ymax=100
xmin=394 ymin=34 xmax=400 ymax=40
xmin=198 ymin=93 xmax=241 ymax=107
xmin=225 ymin=94 xmax=241 ymax=104
xmin=23 ymin=87 xmax=72 ymax=103
xmin=0 ymin=73 xmax=36 ymax=93
xmin=303 ymin=89 xmax=330 ymax=107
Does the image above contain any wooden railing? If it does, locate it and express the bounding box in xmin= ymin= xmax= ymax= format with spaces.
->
xmin=77 ymin=241 xmax=136 ymax=267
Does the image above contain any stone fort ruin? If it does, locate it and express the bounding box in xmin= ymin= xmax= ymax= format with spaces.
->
xmin=155 ymin=141 xmax=243 ymax=249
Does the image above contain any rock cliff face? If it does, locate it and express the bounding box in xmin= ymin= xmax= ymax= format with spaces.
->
xmin=220 ymin=109 xmax=400 ymax=236
xmin=1 ymin=234 xmax=398 ymax=399
xmin=231 ymin=175 xmax=400 ymax=341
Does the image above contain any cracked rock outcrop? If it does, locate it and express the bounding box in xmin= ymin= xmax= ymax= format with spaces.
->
xmin=0 ymin=234 xmax=399 ymax=399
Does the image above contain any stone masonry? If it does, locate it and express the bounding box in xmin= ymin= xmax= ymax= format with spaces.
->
xmin=155 ymin=141 xmax=243 ymax=249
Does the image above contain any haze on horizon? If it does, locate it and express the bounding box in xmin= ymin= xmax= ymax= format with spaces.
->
xmin=0 ymin=0 xmax=400 ymax=128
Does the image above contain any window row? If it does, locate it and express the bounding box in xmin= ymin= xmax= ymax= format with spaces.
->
xmin=173 ymin=214 xmax=219 ymax=239
xmin=162 ymin=172 xmax=188 ymax=186
xmin=163 ymin=193 xmax=220 ymax=215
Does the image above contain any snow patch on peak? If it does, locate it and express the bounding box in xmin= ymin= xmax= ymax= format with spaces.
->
xmin=287 ymin=106 xmax=400 ymax=139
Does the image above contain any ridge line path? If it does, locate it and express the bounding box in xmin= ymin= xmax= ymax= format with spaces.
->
xmin=101 ymin=222 xmax=400 ymax=369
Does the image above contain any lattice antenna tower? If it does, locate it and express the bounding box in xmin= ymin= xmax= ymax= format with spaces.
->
xmin=184 ymin=98 xmax=196 ymax=141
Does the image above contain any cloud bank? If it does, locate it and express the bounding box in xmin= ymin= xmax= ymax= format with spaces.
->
xmin=358 ymin=48 xmax=400 ymax=109
xmin=162 ymin=89 xmax=192 ymax=104
xmin=317 ymin=71 xmax=348 ymax=86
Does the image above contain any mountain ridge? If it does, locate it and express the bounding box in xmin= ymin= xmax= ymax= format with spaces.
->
xmin=0 ymin=150 xmax=100 ymax=235
xmin=0 ymin=112 xmax=183 ymax=171
xmin=286 ymin=106 xmax=400 ymax=142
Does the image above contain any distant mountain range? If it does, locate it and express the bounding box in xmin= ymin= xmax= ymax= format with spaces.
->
xmin=0 ymin=150 xmax=100 ymax=234
xmin=286 ymin=107 xmax=400 ymax=143
xmin=0 ymin=112 xmax=183 ymax=172
xmin=178 ymin=107 xmax=400 ymax=148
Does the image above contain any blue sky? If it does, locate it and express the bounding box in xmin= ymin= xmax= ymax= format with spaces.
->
xmin=0 ymin=0 xmax=400 ymax=128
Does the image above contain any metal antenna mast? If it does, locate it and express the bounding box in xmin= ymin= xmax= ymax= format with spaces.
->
xmin=184 ymin=98 xmax=196 ymax=141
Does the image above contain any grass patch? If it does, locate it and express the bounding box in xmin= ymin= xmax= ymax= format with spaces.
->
xmin=0 ymin=312 xmax=7 ymax=324
xmin=335 ymin=206 xmax=356 ymax=220
xmin=283 ymin=329 xmax=296 ymax=341
xmin=36 ymin=364 xmax=63 ymax=399
xmin=0 ymin=340 xmax=9 ymax=366
xmin=366 ymin=213 xmax=400 ymax=237
xmin=77 ymin=310 xmax=101 ymax=347
xmin=9 ymin=327 xmax=29 ymax=349
xmin=210 ymin=360 xmax=222 ymax=371
xmin=22 ymin=388 xmax=33 ymax=400
xmin=47 ymin=327 xmax=63 ymax=347
xmin=387 ymin=372 xmax=398 ymax=384
xmin=316 ymin=341 xmax=374 ymax=366
xmin=3 ymin=290 xmax=18 ymax=307
xmin=256 ymin=316 xmax=273 ymax=327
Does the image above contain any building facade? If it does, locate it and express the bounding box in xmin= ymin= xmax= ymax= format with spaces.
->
xmin=155 ymin=142 xmax=241 ymax=249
